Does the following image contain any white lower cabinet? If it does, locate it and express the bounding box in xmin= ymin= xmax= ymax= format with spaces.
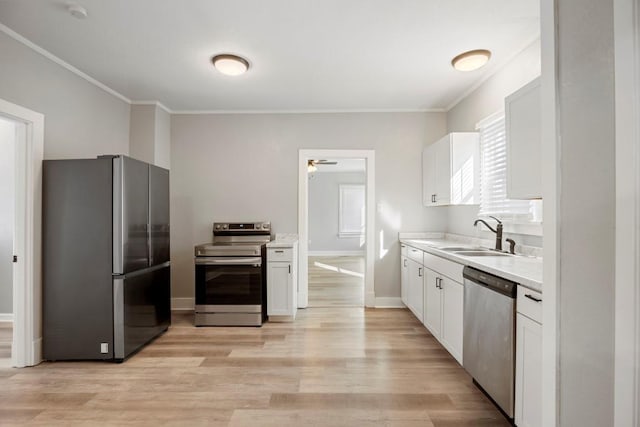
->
xmin=267 ymin=244 xmax=298 ymax=320
xmin=515 ymin=286 xmax=543 ymax=427
xmin=440 ymin=276 xmax=464 ymax=364
xmin=407 ymin=259 xmax=424 ymax=322
xmin=401 ymin=255 xmax=409 ymax=307
xmin=423 ymin=268 xmax=464 ymax=365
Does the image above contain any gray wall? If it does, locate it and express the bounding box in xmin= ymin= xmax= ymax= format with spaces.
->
xmin=556 ymin=0 xmax=615 ymax=424
xmin=130 ymin=104 xmax=171 ymax=169
xmin=0 ymin=31 xmax=130 ymax=159
xmin=309 ymin=171 xmax=366 ymax=253
xmin=170 ymin=112 xmax=448 ymax=299
xmin=443 ymin=39 xmax=542 ymax=247
xmin=0 ymin=118 xmax=15 ymax=314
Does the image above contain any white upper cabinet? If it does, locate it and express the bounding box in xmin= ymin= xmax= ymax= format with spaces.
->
xmin=423 ymin=132 xmax=480 ymax=206
xmin=506 ymin=77 xmax=542 ymax=199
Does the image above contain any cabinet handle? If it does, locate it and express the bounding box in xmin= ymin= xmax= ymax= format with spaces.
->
xmin=525 ymin=294 xmax=542 ymax=303
xmin=436 ymin=277 xmax=442 ymax=289
xmin=275 ymin=250 xmax=284 ymax=253
xmin=289 ymin=264 xmax=291 ymax=274
xmin=418 ymin=268 xmax=423 ymax=277
xmin=432 ymin=194 xmax=436 ymax=203
xmin=403 ymin=259 xmax=407 ymax=267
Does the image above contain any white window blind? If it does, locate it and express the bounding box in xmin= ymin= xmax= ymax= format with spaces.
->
xmin=478 ymin=114 xmax=533 ymax=220
xmin=339 ymin=184 xmax=365 ymax=237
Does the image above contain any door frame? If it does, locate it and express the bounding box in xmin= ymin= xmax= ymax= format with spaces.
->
xmin=298 ymin=149 xmax=375 ymax=308
xmin=614 ymin=0 xmax=640 ymax=424
xmin=0 ymin=98 xmax=44 ymax=368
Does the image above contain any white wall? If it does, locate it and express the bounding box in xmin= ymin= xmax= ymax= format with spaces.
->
xmin=155 ymin=106 xmax=171 ymax=169
xmin=309 ymin=171 xmax=366 ymax=253
xmin=0 ymin=118 xmax=15 ymax=314
xmin=129 ymin=104 xmax=156 ymax=164
xmin=443 ymin=39 xmax=543 ymax=247
xmin=0 ymin=31 xmax=130 ymax=159
xmin=170 ymin=112 xmax=448 ymax=300
xmin=555 ymin=0 xmax=615 ymax=424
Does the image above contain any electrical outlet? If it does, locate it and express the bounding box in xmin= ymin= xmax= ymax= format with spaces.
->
xmin=100 ymin=343 xmax=109 ymax=354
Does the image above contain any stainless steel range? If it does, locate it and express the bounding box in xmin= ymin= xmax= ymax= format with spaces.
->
xmin=194 ymin=222 xmax=271 ymax=326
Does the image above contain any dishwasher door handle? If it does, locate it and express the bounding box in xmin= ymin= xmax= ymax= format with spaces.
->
xmin=525 ymin=294 xmax=542 ymax=303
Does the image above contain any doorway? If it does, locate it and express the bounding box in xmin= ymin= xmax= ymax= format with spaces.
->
xmin=298 ymin=150 xmax=375 ymax=308
xmin=0 ymin=98 xmax=44 ymax=368
xmin=307 ymin=159 xmax=366 ymax=307
xmin=0 ymin=116 xmax=16 ymax=367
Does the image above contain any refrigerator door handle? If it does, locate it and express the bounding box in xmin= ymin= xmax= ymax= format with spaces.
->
xmin=112 ymin=157 xmax=124 ymax=274
xmin=113 ymin=278 xmax=124 ymax=360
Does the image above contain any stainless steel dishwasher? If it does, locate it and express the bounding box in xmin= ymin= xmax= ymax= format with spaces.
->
xmin=463 ymin=266 xmax=517 ymax=420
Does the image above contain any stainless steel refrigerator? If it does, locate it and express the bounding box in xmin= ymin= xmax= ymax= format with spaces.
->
xmin=43 ymin=155 xmax=170 ymax=361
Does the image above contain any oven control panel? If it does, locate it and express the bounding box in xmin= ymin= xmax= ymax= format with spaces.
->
xmin=213 ymin=222 xmax=271 ymax=232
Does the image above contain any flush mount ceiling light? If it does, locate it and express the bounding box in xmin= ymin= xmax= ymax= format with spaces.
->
xmin=451 ymin=49 xmax=492 ymax=72
xmin=67 ymin=4 xmax=88 ymax=19
xmin=211 ymin=54 xmax=250 ymax=76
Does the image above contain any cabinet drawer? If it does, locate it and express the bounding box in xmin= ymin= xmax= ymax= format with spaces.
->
xmin=400 ymin=243 xmax=408 ymax=257
xmin=407 ymin=246 xmax=423 ymax=264
xmin=517 ymin=286 xmax=542 ymax=324
xmin=423 ymin=252 xmax=463 ymax=283
xmin=268 ymin=248 xmax=293 ymax=262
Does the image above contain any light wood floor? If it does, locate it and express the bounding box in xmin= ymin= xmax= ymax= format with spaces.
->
xmin=0 ymin=308 xmax=508 ymax=426
xmin=309 ymin=256 xmax=364 ymax=307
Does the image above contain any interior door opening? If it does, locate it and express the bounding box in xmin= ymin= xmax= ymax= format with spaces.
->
xmin=0 ymin=116 xmax=18 ymax=368
xmin=298 ymin=150 xmax=376 ymax=309
xmin=307 ymin=158 xmax=366 ymax=308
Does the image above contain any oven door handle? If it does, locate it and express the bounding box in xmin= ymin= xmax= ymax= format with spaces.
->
xmin=195 ymin=257 xmax=262 ymax=266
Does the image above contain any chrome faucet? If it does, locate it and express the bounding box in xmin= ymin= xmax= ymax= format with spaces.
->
xmin=474 ymin=216 xmax=503 ymax=251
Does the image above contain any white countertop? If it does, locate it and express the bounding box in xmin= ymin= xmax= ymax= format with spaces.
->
xmin=400 ymin=238 xmax=542 ymax=293
xmin=267 ymin=234 xmax=298 ymax=248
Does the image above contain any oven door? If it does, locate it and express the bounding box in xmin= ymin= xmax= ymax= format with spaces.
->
xmin=195 ymin=257 xmax=263 ymax=308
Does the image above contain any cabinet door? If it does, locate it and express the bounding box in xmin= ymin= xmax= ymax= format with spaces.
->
xmin=434 ymin=137 xmax=451 ymax=205
xmin=267 ymin=262 xmax=293 ymax=316
xmin=423 ymin=269 xmax=441 ymax=337
xmin=441 ymin=277 xmax=464 ymax=365
xmin=506 ymin=78 xmax=542 ymax=199
xmin=515 ymin=313 xmax=543 ymax=427
xmin=422 ymin=145 xmax=437 ymax=206
xmin=408 ymin=260 xmax=424 ymax=322
xmin=401 ymin=255 xmax=409 ymax=306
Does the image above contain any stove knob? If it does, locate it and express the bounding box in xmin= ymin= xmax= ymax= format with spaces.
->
xmin=215 ymin=224 xmax=221 ymax=230
xmin=223 ymin=224 xmax=228 ymax=230
xmin=262 ymin=224 xmax=268 ymax=229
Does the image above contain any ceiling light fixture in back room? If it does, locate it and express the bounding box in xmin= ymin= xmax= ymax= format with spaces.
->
xmin=451 ymin=49 xmax=492 ymax=72
xmin=211 ymin=54 xmax=250 ymax=76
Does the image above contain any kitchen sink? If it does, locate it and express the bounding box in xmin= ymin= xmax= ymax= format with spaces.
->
xmin=453 ymin=250 xmax=512 ymax=257
xmin=439 ymin=246 xmax=487 ymax=252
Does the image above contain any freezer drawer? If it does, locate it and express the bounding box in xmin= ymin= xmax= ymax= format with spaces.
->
xmin=113 ymin=263 xmax=171 ymax=360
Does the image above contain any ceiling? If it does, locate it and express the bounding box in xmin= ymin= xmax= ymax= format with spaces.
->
xmin=0 ymin=0 xmax=540 ymax=112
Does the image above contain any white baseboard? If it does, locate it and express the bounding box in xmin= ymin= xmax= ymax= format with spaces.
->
xmin=33 ymin=337 xmax=42 ymax=366
xmin=374 ymin=297 xmax=405 ymax=308
xmin=0 ymin=313 xmax=14 ymax=322
xmin=308 ymin=250 xmax=365 ymax=257
xmin=171 ymin=297 xmax=195 ymax=312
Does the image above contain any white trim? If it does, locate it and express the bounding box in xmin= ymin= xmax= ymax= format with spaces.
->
xmin=374 ymin=297 xmax=404 ymax=308
xmin=0 ymin=23 xmax=131 ymax=104
xmin=614 ymin=0 xmax=640 ymax=424
xmin=308 ymin=250 xmax=365 ymax=257
xmin=540 ymin=0 xmax=559 ymax=425
xmin=0 ymin=314 xmax=14 ymax=322
xmin=0 ymin=98 xmax=44 ymax=368
xmin=299 ymin=149 xmax=376 ymax=308
xmin=131 ymin=100 xmax=173 ymax=114
xmin=445 ymin=35 xmax=542 ymax=112
xmin=171 ymin=108 xmax=445 ymax=115
xmin=171 ymin=297 xmax=195 ymax=312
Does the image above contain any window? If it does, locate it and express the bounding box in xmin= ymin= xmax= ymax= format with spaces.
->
xmin=477 ymin=112 xmax=541 ymax=223
xmin=339 ymin=184 xmax=365 ymax=237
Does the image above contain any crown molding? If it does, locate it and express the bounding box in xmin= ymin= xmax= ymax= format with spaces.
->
xmin=0 ymin=23 xmax=132 ymax=104
xmin=170 ymin=108 xmax=446 ymax=115
xmin=130 ymin=100 xmax=173 ymax=114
